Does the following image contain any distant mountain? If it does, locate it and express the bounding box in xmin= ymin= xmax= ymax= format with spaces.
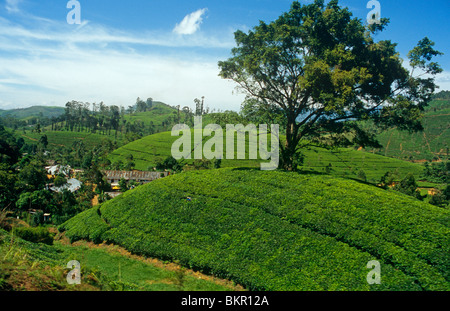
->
xmin=0 ymin=106 xmax=65 ymax=119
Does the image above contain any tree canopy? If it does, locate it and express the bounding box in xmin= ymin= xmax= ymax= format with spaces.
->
xmin=219 ymin=0 xmax=443 ymax=170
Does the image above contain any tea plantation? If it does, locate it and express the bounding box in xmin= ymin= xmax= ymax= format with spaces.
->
xmin=108 ymin=129 xmax=425 ymax=183
xmin=59 ymin=168 xmax=450 ymax=291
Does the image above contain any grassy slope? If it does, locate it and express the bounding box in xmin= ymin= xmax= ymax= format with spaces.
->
xmin=108 ymin=129 xmax=424 ymax=182
xmin=0 ymin=228 xmax=241 ymax=291
xmin=108 ymin=129 xmax=272 ymax=170
xmin=123 ymin=102 xmax=177 ymax=129
xmin=16 ymin=130 xmax=124 ymax=150
xmin=301 ymin=145 xmax=424 ymax=183
xmin=369 ymin=100 xmax=450 ymax=161
xmin=0 ymin=106 xmax=65 ymax=119
xmin=10 ymin=102 xmax=177 ymax=150
xmin=60 ymin=168 xmax=450 ymax=291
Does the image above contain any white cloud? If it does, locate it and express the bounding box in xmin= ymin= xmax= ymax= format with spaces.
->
xmin=0 ymin=15 xmax=234 ymax=49
xmin=435 ymin=71 xmax=450 ymax=91
xmin=173 ymin=8 xmax=208 ymax=35
xmin=5 ymin=0 xmax=22 ymax=13
xmin=0 ymin=15 xmax=244 ymax=111
xmin=0 ymin=50 xmax=244 ymax=111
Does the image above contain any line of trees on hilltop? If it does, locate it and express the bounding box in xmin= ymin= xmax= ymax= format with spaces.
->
xmin=433 ymin=90 xmax=450 ymax=100
xmin=51 ymin=98 xmax=167 ymax=138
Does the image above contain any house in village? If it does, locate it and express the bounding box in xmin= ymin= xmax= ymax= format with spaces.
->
xmin=45 ymin=164 xmax=71 ymax=178
xmin=102 ymin=170 xmax=169 ymax=190
xmin=45 ymin=165 xmax=83 ymax=193
xmin=49 ymin=178 xmax=83 ymax=193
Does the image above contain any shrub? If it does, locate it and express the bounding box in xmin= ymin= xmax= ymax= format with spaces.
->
xmin=357 ymin=169 xmax=367 ymax=182
xmin=156 ymin=156 xmax=183 ymax=172
xmin=395 ymin=173 xmax=419 ymax=197
xmin=60 ymin=169 xmax=450 ymax=291
xmin=429 ymin=191 xmax=447 ymax=208
xmin=13 ymin=226 xmax=54 ymax=245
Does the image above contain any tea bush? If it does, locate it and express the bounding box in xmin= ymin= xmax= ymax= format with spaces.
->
xmin=60 ymin=168 xmax=450 ymax=291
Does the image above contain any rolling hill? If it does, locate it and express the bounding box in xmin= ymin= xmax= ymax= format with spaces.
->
xmin=59 ymin=168 xmax=450 ymax=291
xmin=0 ymin=228 xmax=242 ymax=291
xmin=16 ymin=130 xmax=125 ymax=150
xmin=0 ymin=106 xmax=65 ymax=119
xmin=107 ymin=129 xmax=425 ymax=183
xmin=368 ymin=98 xmax=450 ymax=161
xmin=9 ymin=102 xmax=180 ymax=151
xmin=123 ymin=101 xmax=178 ymax=131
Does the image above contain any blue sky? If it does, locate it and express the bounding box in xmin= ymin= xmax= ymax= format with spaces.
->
xmin=0 ymin=0 xmax=449 ymax=111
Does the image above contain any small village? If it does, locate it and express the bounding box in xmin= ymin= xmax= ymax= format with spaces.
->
xmin=36 ymin=164 xmax=170 ymax=222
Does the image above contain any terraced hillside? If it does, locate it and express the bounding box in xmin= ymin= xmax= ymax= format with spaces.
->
xmin=16 ymin=130 xmax=124 ymax=150
xmin=369 ymin=99 xmax=449 ymax=161
xmin=0 ymin=106 xmax=65 ymax=119
xmin=0 ymin=228 xmax=242 ymax=291
xmin=108 ymin=130 xmax=425 ymax=182
xmin=60 ymin=168 xmax=450 ymax=291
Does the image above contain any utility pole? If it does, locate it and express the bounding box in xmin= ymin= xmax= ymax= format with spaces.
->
xmin=201 ymin=96 xmax=204 ymax=116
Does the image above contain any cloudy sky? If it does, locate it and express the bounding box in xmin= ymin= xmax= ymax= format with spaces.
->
xmin=0 ymin=0 xmax=449 ymax=111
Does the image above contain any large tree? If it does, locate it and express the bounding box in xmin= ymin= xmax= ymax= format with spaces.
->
xmin=218 ymin=0 xmax=443 ymax=170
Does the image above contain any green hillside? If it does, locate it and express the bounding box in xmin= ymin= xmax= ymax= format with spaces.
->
xmin=108 ymin=129 xmax=271 ymax=171
xmin=301 ymin=146 xmax=425 ymax=183
xmin=108 ymin=130 xmax=424 ymax=183
xmin=16 ymin=130 xmax=124 ymax=150
xmin=11 ymin=102 xmax=180 ymax=151
xmin=0 ymin=106 xmax=65 ymax=119
xmin=0 ymin=228 xmax=241 ymax=291
xmin=123 ymin=101 xmax=178 ymax=130
xmin=59 ymin=168 xmax=450 ymax=291
xmin=368 ymin=99 xmax=450 ymax=161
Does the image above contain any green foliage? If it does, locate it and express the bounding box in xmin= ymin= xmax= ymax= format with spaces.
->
xmin=423 ymin=161 xmax=449 ymax=183
xmin=30 ymin=211 xmax=44 ymax=227
xmin=0 ymin=125 xmax=21 ymax=165
xmin=279 ymin=147 xmax=304 ymax=172
xmin=444 ymin=185 xmax=450 ymax=201
xmin=16 ymin=190 xmax=55 ymax=212
xmin=434 ymin=90 xmax=450 ymax=100
xmin=394 ymin=173 xmax=419 ymax=197
xmin=38 ymin=135 xmax=48 ymax=149
xmin=218 ymin=1 xmax=442 ymax=170
xmin=13 ymin=226 xmax=54 ymax=245
xmin=156 ymin=156 xmax=183 ymax=172
xmin=379 ymin=171 xmax=398 ymax=189
xmin=17 ymin=160 xmax=48 ymax=192
xmin=118 ymin=178 xmax=129 ymax=192
xmin=191 ymin=158 xmax=211 ymax=170
xmin=54 ymin=175 xmax=68 ymax=188
xmin=365 ymin=99 xmax=449 ymax=161
xmin=61 ymin=169 xmax=450 ymax=291
xmin=59 ymin=207 xmax=110 ymax=244
xmin=0 ymin=163 xmax=18 ymax=208
xmin=108 ymin=129 xmax=425 ymax=183
xmin=214 ymin=159 xmax=222 ymax=169
xmin=357 ymin=169 xmax=367 ymax=182
xmin=429 ymin=191 xmax=448 ymax=208
xmin=1 ymin=227 xmax=238 ymax=291
xmin=0 ymin=106 xmax=65 ymax=119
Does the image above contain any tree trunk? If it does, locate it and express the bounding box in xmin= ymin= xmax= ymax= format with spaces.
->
xmin=282 ymin=115 xmax=300 ymax=171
